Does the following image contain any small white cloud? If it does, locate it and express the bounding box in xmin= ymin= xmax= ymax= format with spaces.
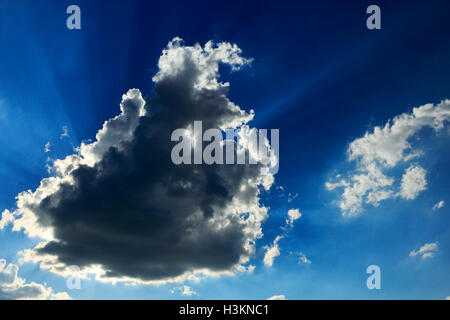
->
xmin=60 ymin=126 xmax=69 ymax=139
xmin=287 ymin=192 xmax=298 ymax=203
xmin=325 ymin=179 xmax=349 ymax=191
xmin=264 ymin=208 xmax=304 ymax=267
xmin=267 ymin=294 xmax=286 ymax=300
xmin=286 ymin=208 xmax=301 ymax=228
xmin=170 ymin=285 xmax=197 ymax=296
xmin=263 ymin=235 xmax=283 ymax=267
xmin=44 ymin=142 xmax=51 ymax=153
xmin=276 ymin=186 xmax=299 ymax=203
xmin=445 ymin=296 xmax=450 ymax=300
xmin=290 ymin=252 xmax=311 ymax=265
xmin=409 ymin=242 xmax=438 ymax=259
xmin=432 ymin=200 xmax=445 ymax=211
xmin=298 ymin=254 xmax=311 ymax=265
xmin=399 ymin=165 xmax=427 ymax=200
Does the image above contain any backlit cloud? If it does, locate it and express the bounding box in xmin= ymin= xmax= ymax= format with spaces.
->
xmin=0 ymin=38 xmax=276 ymax=284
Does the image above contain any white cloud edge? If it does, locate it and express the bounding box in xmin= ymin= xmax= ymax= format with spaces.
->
xmin=0 ymin=258 xmax=71 ymax=300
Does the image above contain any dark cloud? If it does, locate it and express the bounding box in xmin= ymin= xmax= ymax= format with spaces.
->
xmin=4 ymin=38 xmax=274 ymax=282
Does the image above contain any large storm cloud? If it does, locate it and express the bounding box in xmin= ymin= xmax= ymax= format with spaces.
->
xmin=1 ymin=38 xmax=276 ymax=283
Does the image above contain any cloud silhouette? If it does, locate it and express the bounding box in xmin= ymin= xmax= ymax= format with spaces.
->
xmin=2 ymin=38 xmax=275 ymax=284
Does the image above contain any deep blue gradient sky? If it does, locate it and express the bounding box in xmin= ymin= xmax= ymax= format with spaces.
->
xmin=0 ymin=0 xmax=449 ymax=299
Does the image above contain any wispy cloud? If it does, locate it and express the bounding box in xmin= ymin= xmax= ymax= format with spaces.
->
xmin=409 ymin=242 xmax=439 ymax=260
xmin=60 ymin=126 xmax=69 ymax=139
xmin=264 ymin=208 xmax=302 ymax=267
xmin=432 ymin=200 xmax=445 ymax=211
xmin=290 ymin=252 xmax=311 ymax=265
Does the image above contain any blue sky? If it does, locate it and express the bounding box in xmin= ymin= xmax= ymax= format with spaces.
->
xmin=0 ymin=0 xmax=449 ymax=299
